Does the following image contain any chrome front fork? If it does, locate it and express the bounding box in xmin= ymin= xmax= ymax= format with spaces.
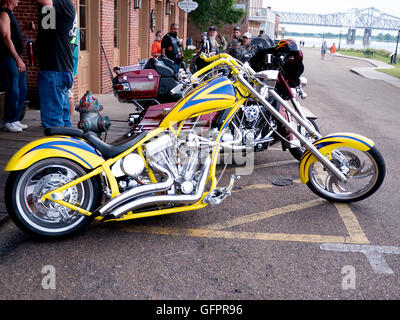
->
xmin=238 ymin=75 xmax=347 ymax=183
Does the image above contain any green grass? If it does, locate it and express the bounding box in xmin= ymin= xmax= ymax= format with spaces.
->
xmin=338 ymin=48 xmax=400 ymax=79
xmin=337 ymin=48 xmax=391 ymax=63
xmin=376 ymin=65 xmax=400 ymax=78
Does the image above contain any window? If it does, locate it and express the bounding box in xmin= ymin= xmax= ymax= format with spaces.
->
xmin=114 ymin=0 xmax=118 ymax=48
xmin=79 ymin=0 xmax=88 ymax=51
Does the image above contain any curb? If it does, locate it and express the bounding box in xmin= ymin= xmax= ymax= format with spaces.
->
xmin=335 ymin=53 xmax=400 ymax=88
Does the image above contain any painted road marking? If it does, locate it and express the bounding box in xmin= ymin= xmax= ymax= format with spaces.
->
xmin=334 ymin=203 xmax=369 ymax=244
xmin=120 ymin=157 xmax=369 ymax=245
xmin=320 ymin=243 xmax=400 ymax=274
xmin=216 ymin=159 xmax=298 ymax=174
xmin=225 ymin=159 xmax=298 ymax=173
xmin=203 ymin=199 xmax=325 ymax=231
xmin=233 ymin=180 xmax=301 ymax=192
xmin=124 ymin=225 xmax=348 ymax=244
xmin=122 ymin=197 xmax=369 ymax=245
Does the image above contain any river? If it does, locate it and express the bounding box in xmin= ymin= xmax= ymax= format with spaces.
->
xmin=287 ymin=36 xmax=398 ymax=53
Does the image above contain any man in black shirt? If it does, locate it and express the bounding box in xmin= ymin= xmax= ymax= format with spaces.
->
xmin=36 ymin=0 xmax=77 ymax=128
xmin=161 ymin=23 xmax=184 ymax=74
xmin=226 ymin=26 xmax=243 ymax=59
xmin=0 ymin=0 xmax=30 ymax=132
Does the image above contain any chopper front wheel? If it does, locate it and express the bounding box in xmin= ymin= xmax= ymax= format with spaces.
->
xmin=305 ymin=146 xmax=385 ymax=203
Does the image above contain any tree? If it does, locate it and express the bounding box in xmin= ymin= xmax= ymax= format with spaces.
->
xmin=189 ymin=0 xmax=245 ymax=31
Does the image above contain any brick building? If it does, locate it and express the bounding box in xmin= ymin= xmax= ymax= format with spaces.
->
xmin=11 ymin=0 xmax=187 ymax=107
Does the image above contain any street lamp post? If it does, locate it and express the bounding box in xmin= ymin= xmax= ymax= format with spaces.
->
xmin=394 ymin=26 xmax=400 ymax=64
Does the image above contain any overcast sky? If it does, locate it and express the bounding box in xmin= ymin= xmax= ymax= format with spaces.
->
xmin=263 ymin=0 xmax=400 ymax=18
xmin=262 ymin=0 xmax=400 ymax=35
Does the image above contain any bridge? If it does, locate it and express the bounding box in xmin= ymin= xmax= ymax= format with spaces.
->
xmin=275 ymin=7 xmax=400 ymax=31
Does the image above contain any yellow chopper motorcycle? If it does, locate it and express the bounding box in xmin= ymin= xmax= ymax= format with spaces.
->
xmin=4 ymin=54 xmax=385 ymax=239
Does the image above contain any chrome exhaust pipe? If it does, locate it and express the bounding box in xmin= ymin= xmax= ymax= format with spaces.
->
xmin=98 ymin=162 xmax=174 ymax=216
xmin=108 ymin=156 xmax=211 ymax=219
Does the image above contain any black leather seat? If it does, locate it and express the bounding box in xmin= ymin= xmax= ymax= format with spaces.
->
xmin=44 ymin=127 xmax=84 ymax=138
xmin=44 ymin=127 xmax=147 ymax=159
xmin=144 ymin=57 xmax=174 ymax=77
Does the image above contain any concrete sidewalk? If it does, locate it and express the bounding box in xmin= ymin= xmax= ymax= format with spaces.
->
xmin=335 ymin=53 xmax=400 ymax=88
xmin=0 ymin=92 xmax=134 ymax=226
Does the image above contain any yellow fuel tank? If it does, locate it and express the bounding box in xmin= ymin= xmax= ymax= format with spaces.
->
xmin=160 ymin=76 xmax=236 ymax=127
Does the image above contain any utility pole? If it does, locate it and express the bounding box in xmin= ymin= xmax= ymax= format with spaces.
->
xmin=394 ymin=26 xmax=400 ymax=64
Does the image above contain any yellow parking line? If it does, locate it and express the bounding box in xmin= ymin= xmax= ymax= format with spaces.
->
xmin=203 ymin=199 xmax=327 ymax=231
xmin=123 ymin=226 xmax=347 ymax=244
xmin=120 ymin=200 xmax=368 ymax=244
xmin=118 ymin=158 xmax=369 ymax=245
xmin=334 ymin=203 xmax=370 ymax=244
xmin=218 ymin=159 xmax=298 ymax=174
xmin=233 ymin=180 xmax=301 ymax=192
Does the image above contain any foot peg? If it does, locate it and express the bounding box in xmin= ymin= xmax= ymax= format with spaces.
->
xmin=203 ymin=175 xmax=239 ymax=206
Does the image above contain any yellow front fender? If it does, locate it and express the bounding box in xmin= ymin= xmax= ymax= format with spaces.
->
xmin=299 ymin=133 xmax=375 ymax=184
xmin=5 ymin=135 xmax=105 ymax=171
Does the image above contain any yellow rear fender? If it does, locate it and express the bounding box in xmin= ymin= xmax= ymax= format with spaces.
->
xmin=5 ymin=136 xmax=105 ymax=171
xmin=299 ymin=133 xmax=375 ymax=184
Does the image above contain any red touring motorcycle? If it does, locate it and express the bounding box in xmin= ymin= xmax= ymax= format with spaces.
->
xmin=112 ymin=39 xmax=319 ymax=160
xmin=112 ymin=55 xmax=189 ymax=111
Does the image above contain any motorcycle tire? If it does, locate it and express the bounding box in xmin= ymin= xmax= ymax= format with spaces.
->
xmin=5 ymin=158 xmax=102 ymax=239
xmin=289 ymin=118 xmax=319 ymax=161
xmin=305 ymin=146 xmax=385 ymax=203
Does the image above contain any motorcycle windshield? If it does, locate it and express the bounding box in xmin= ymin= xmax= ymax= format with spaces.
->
xmin=160 ymin=76 xmax=236 ymax=127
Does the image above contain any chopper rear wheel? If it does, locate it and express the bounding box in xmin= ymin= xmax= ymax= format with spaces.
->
xmin=5 ymin=158 xmax=102 ymax=239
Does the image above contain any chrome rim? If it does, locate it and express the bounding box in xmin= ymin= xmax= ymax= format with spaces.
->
xmin=15 ymin=160 xmax=94 ymax=234
xmin=308 ymin=147 xmax=378 ymax=201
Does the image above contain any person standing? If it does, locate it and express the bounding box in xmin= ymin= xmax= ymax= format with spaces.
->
xmin=321 ymin=41 xmax=327 ymax=59
xmin=330 ymin=42 xmax=337 ymax=60
xmin=240 ymin=32 xmax=254 ymax=62
xmin=68 ymin=28 xmax=79 ymax=122
xmin=151 ymin=30 xmax=162 ymax=58
xmin=198 ymin=31 xmax=212 ymax=55
xmin=226 ymin=26 xmax=242 ymax=59
xmin=161 ymin=23 xmax=184 ymax=73
xmin=0 ymin=0 xmax=30 ymax=132
xmin=208 ymin=26 xmax=226 ymax=54
xmin=36 ymin=0 xmax=77 ymax=129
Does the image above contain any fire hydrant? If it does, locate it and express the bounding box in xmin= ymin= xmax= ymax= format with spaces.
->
xmin=76 ymin=91 xmax=111 ymax=137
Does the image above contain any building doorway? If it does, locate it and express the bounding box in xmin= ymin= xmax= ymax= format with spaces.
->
xmin=77 ymin=0 xmax=100 ymax=97
xmin=139 ymin=0 xmax=150 ymax=60
xmin=113 ymin=0 xmax=129 ymax=68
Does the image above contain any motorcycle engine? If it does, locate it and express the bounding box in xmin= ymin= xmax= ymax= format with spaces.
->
xmin=244 ymin=104 xmax=260 ymax=123
xmin=236 ymin=102 xmax=277 ymax=151
xmin=109 ymin=132 xmax=208 ymax=195
xmin=111 ymin=153 xmax=145 ymax=178
xmin=144 ymin=133 xmax=208 ymax=195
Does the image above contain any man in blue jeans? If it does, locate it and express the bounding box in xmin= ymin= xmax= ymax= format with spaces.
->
xmin=0 ymin=0 xmax=29 ymax=133
xmin=36 ymin=0 xmax=77 ymax=128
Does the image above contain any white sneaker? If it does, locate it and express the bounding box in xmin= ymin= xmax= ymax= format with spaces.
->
xmin=3 ymin=122 xmax=22 ymax=133
xmin=13 ymin=121 xmax=28 ymax=130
